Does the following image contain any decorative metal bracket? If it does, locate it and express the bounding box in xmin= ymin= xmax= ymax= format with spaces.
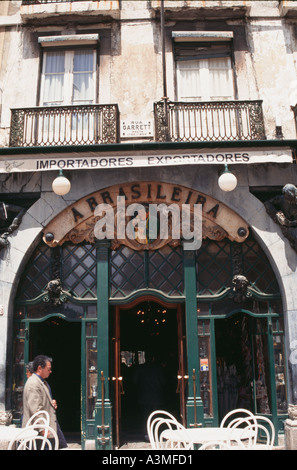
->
xmin=229 ymin=274 xmax=251 ymax=303
xmin=0 ymin=202 xmax=26 ymax=251
xmin=264 ymin=184 xmax=297 ymax=253
xmin=43 ymin=278 xmax=68 ymax=306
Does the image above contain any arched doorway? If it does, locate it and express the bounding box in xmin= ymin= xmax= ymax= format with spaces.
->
xmin=11 ymin=182 xmax=288 ymax=447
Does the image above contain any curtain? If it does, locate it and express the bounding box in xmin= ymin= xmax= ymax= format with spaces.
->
xmin=43 ymin=51 xmax=65 ymax=105
xmin=72 ymin=50 xmax=95 ymax=104
xmin=177 ymin=56 xmax=233 ymax=101
xmin=40 ymin=49 xmax=96 ymax=143
xmin=208 ymin=57 xmax=233 ymax=100
xmin=42 ymin=49 xmax=95 ymax=106
xmin=176 ymin=56 xmax=235 ymax=140
xmin=177 ymin=60 xmax=202 ymax=102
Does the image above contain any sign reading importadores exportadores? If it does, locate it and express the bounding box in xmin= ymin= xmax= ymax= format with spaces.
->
xmin=1 ymin=148 xmax=293 ymax=173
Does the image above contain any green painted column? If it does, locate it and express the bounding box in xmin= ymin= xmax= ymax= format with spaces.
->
xmin=94 ymin=240 xmax=113 ymax=450
xmin=183 ymin=247 xmax=204 ymax=427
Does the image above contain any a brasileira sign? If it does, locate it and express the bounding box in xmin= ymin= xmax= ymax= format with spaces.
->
xmin=43 ymin=182 xmax=249 ymax=251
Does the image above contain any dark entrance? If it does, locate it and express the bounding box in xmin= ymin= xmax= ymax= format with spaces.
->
xmin=111 ymin=301 xmax=181 ymax=446
xmin=30 ymin=318 xmax=81 ymax=434
xmin=215 ymin=313 xmax=253 ymax=422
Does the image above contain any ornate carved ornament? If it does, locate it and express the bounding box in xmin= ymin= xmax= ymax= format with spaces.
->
xmin=43 ymin=182 xmax=249 ymax=250
xmin=264 ymin=183 xmax=297 ymax=253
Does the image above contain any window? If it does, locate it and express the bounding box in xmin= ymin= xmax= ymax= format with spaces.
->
xmin=175 ymin=41 xmax=235 ymax=102
xmin=39 ymin=48 xmax=97 ymax=144
xmin=174 ymin=39 xmax=236 ymax=140
xmin=40 ymin=49 xmax=97 ymax=106
xmin=177 ymin=56 xmax=234 ymax=102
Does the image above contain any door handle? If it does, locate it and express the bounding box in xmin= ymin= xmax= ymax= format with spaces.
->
xmin=176 ymin=374 xmax=189 ymax=393
xmin=112 ymin=376 xmax=125 ymax=395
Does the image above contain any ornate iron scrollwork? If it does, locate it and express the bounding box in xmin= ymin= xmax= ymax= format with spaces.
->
xmin=264 ymin=184 xmax=297 ymax=253
xmin=154 ymin=98 xmax=266 ymax=143
xmin=43 ymin=278 xmax=68 ymax=306
xmin=9 ymin=104 xmax=119 ymax=147
xmin=0 ymin=202 xmax=27 ymax=250
xmin=229 ymin=274 xmax=251 ymax=303
xmin=43 ymin=247 xmax=68 ymax=305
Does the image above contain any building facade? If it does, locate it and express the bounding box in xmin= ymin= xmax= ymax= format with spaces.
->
xmin=1 ymin=0 xmax=297 ymax=449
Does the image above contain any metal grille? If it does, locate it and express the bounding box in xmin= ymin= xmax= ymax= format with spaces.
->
xmin=9 ymin=104 xmax=119 ymax=147
xmin=196 ymin=238 xmax=280 ymax=295
xmin=196 ymin=239 xmax=233 ymax=295
xmin=16 ymin=235 xmax=279 ymax=302
xmin=241 ymin=239 xmax=279 ymax=294
xmin=148 ymin=246 xmax=183 ymax=295
xmin=16 ymin=244 xmax=52 ymax=300
xmin=110 ymin=247 xmax=145 ymax=298
xmin=154 ymin=99 xmax=266 ymax=142
xmin=110 ymin=245 xmax=184 ymax=298
xmin=62 ymin=244 xmax=97 ymax=298
xmin=16 ymin=243 xmax=97 ymax=300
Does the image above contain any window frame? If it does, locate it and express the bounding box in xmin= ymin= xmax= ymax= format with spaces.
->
xmin=39 ymin=47 xmax=98 ymax=107
xmin=174 ymin=40 xmax=237 ymax=102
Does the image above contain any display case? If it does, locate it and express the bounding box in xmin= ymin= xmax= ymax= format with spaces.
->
xmin=86 ymin=322 xmax=97 ymax=419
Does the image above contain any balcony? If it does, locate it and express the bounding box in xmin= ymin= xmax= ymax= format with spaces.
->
xmin=150 ymin=1 xmax=249 ymax=20
xmin=279 ymin=1 xmax=297 ymax=17
xmin=9 ymin=104 xmax=119 ymax=147
xmin=22 ymin=0 xmax=92 ymax=3
xmin=20 ymin=0 xmax=120 ymax=23
xmin=154 ymin=100 xmax=266 ymax=143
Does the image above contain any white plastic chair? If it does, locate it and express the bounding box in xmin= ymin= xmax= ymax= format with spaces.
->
xmin=148 ymin=416 xmax=193 ymax=449
xmin=226 ymin=417 xmax=258 ymax=449
xmin=220 ymin=409 xmax=258 ymax=449
xmin=8 ymin=424 xmax=59 ymax=450
xmin=252 ymin=416 xmax=275 ymax=450
xmin=147 ymin=410 xmax=179 ymax=448
xmin=220 ymin=408 xmax=256 ymax=429
xmin=25 ymin=410 xmax=50 ymax=427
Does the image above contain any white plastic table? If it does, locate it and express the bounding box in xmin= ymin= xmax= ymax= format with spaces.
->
xmin=0 ymin=426 xmax=38 ymax=449
xmin=161 ymin=426 xmax=254 ymax=446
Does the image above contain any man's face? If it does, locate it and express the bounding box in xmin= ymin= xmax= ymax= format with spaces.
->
xmin=38 ymin=361 xmax=52 ymax=379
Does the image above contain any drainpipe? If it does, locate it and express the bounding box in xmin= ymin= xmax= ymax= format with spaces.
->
xmin=160 ymin=0 xmax=169 ymax=140
xmin=161 ymin=0 xmax=167 ymax=100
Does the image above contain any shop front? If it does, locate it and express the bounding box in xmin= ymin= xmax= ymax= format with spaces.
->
xmin=11 ymin=181 xmax=287 ymax=449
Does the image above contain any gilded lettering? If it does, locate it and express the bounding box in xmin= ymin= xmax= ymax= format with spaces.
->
xmin=195 ymin=195 xmax=206 ymax=207
xmin=71 ymin=207 xmax=84 ymax=223
xmin=131 ymin=184 xmax=141 ymax=199
xmin=118 ymin=187 xmax=128 ymax=200
xmin=171 ymin=187 xmax=182 ymax=202
xmin=86 ymin=197 xmax=99 ymax=212
xmin=156 ymin=184 xmax=166 ymax=199
xmin=207 ymin=204 xmax=219 ymax=218
xmin=100 ymin=191 xmax=114 ymax=204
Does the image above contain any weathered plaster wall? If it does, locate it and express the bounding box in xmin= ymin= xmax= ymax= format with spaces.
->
xmin=1 ymin=1 xmax=297 ymax=143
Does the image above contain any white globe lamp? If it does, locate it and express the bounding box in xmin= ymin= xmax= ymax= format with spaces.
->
xmin=52 ymin=170 xmax=71 ymax=196
xmin=218 ymin=165 xmax=237 ymax=192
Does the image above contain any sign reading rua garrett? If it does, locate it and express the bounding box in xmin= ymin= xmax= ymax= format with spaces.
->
xmin=43 ymin=182 xmax=249 ymax=250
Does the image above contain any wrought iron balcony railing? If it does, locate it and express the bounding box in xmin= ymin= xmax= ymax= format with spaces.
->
xmin=9 ymin=104 xmax=119 ymax=147
xmin=154 ymin=100 xmax=266 ymax=142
